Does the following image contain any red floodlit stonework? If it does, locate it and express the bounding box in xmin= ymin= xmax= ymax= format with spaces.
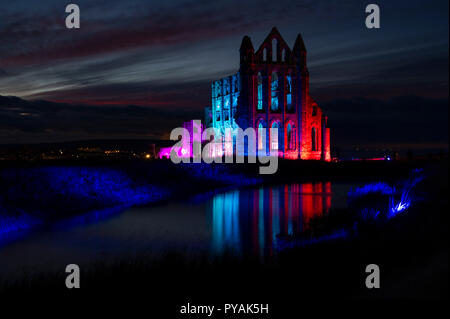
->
xmin=205 ymin=27 xmax=331 ymax=161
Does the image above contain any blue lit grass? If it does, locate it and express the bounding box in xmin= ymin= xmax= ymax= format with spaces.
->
xmin=0 ymin=163 xmax=261 ymax=236
xmin=0 ymin=167 xmax=169 ymax=235
xmin=348 ymin=168 xmax=424 ymax=221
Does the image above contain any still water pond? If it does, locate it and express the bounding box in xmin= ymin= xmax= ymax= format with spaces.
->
xmin=0 ymin=182 xmax=357 ymax=278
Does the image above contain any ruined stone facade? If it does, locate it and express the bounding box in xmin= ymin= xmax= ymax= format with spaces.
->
xmin=205 ymin=28 xmax=331 ymax=160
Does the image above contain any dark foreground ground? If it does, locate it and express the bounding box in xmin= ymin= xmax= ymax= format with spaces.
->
xmin=0 ymin=159 xmax=448 ymax=315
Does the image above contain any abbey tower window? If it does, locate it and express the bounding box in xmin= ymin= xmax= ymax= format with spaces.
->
xmin=286 ymin=74 xmax=293 ymax=112
xmin=257 ymin=72 xmax=263 ymax=111
xmin=271 ymin=122 xmax=279 ymax=150
xmin=312 ymin=127 xmax=317 ymax=151
xmin=271 ymin=72 xmax=279 ymax=112
xmin=258 ymin=121 xmax=265 ymax=151
xmin=286 ymin=123 xmax=296 ymax=150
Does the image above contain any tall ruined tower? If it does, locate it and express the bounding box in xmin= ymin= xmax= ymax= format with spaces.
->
xmin=206 ymin=27 xmax=331 ymax=161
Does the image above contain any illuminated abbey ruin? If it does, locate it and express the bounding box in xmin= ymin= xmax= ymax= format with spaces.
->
xmin=204 ymin=28 xmax=331 ymax=160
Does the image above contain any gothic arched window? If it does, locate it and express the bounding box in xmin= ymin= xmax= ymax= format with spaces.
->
xmin=257 ymin=73 xmax=263 ymax=110
xmin=271 ymin=122 xmax=279 ymax=151
xmin=287 ymin=123 xmax=293 ymax=150
xmin=271 ymin=72 xmax=279 ymax=111
xmin=215 ymin=82 xmax=221 ymax=97
xmin=258 ymin=122 xmax=265 ymax=150
xmin=224 ymin=79 xmax=230 ymax=95
xmin=233 ymin=76 xmax=238 ymax=93
xmin=286 ymin=75 xmax=292 ymax=111
xmin=312 ymin=127 xmax=317 ymax=151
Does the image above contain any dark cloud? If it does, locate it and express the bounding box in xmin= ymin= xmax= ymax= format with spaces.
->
xmin=321 ymin=96 xmax=449 ymax=151
xmin=0 ymin=95 xmax=202 ymax=144
xmin=26 ymin=81 xmax=211 ymax=108
xmin=0 ymin=69 xmax=7 ymax=79
xmin=0 ymin=0 xmax=319 ymax=67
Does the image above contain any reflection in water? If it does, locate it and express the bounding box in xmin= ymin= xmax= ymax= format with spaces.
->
xmin=212 ymin=190 xmax=240 ymax=252
xmin=0 ymin=181 xmax=356 ymax=278
xmin=211 ymin=182 xmax=332 ymax=256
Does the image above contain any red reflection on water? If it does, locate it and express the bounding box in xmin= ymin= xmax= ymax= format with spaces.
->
xmin=300 ymin=182 xmax=333 ymax=230
xmin=211 ymin=182 xmax=333 ymax=256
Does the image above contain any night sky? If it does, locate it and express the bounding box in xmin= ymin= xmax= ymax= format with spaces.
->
xmin=0 ymin=0 xmax=448 ymax=153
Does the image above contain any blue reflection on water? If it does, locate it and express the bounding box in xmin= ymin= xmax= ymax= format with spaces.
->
xmin=210 ymin=182 xmax=334 ymax=255
xmin=258 ymin=188 xmax=264 ymax=256
xmin=212 ymin=190 xmax=240 ymax=252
